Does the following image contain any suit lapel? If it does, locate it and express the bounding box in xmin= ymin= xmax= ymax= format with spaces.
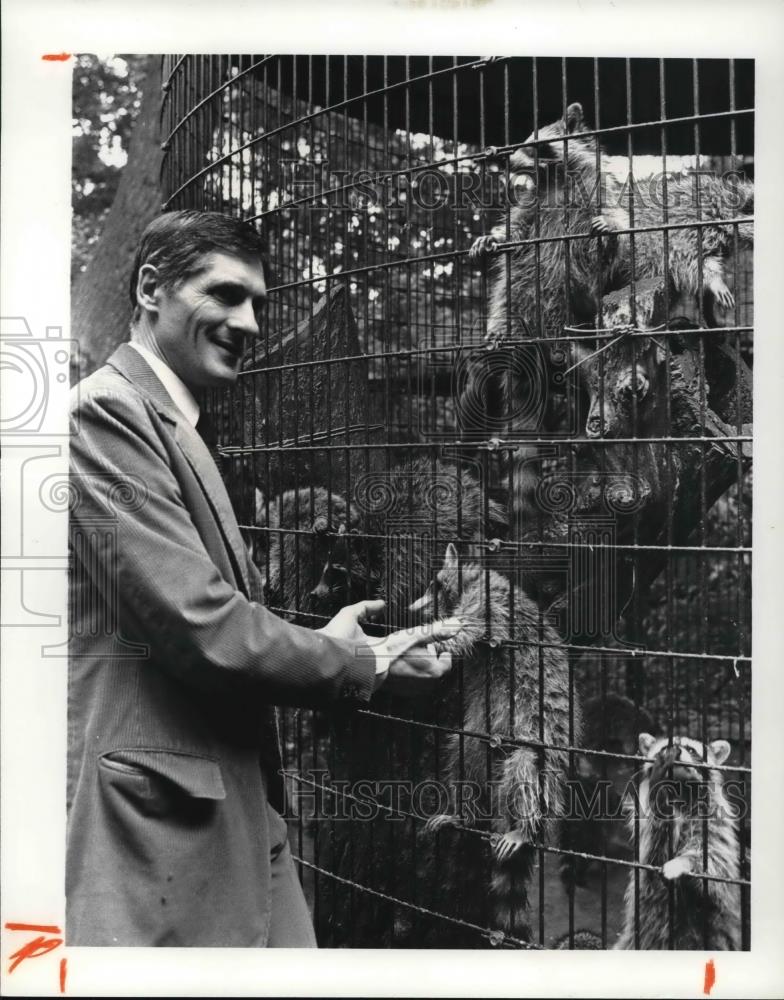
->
xmin=107 ymin=344 xmax=252 ymax=596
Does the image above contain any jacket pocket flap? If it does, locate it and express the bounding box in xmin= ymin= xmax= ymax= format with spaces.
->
xmin=101 ymin=750 xmax=226 ymax=800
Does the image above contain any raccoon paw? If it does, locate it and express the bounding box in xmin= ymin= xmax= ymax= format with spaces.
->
xmin=590 ymin=215 xmax=613 ymax=235
xmin=662 ymin=856 xmax=692 ymax=881
xmin=469 ymin=234 xmax=499 ymax=262
xmin=710 ymin=279 xmax=735 ymax=311
xmin=425 ymin=813 xmax=462 ymax=834
xmin=493 ymin=829 xmax=527 ymax=861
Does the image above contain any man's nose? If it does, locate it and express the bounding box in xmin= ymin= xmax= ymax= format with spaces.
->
xmin=228 ymin=299 xmax=260 ymax=338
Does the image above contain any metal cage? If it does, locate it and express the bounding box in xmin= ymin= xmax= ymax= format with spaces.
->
xmin=160 ymin=54 xmax=752 ymax=950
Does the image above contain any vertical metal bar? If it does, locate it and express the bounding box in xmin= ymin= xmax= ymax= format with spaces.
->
xmin=560 ymin=56 xmax=576 ymax=952
xmin=691 ymin=57 xmax=711 ymax=952
xmin=592 ymin=56 xmax=610 ymax=952
xmin=658 ymin=56 xmax=677 ymax=953
xmin=620 ymin=58 xmax=641 ymax=954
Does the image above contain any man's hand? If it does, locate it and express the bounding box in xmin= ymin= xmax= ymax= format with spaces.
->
xmin=319 ymin=600 xmax=463 ymax=697
xmin=318 ymin=599 xmax=386 ymax=642
xmin=372 ymin=621 xmax=460 ymax=697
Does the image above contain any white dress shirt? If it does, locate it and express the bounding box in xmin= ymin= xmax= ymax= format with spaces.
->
xmin=129 ymin=341 xmax=200 ymax=428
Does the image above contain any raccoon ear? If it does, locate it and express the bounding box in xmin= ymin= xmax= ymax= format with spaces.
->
xmin=565 ymin=102 xmax=584 ymax=133
xmin=638 ymin=732 xmax=656 ymax=756
xmin=709 ymin=739 xmax=731 ymax=765
xmin=443 ymin=542 xmax=459 ymax=570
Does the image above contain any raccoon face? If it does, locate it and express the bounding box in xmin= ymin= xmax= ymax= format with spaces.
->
xmin=572 ymin=340 xmax=662 ymax=440
xmin=408 ymin=542 xmax=462 ymax=618
xmin=255 ymin=487 xmax=356 ymax=614
xmin=639 ymin=733 xmax=731 ymax=782
xmin=408 ymin=572 xmax=458 ymax=619
xmin=308 ymin=560 xmax=352 ymax=616
xmin=510 ymin=102 xmax=587 ymax=172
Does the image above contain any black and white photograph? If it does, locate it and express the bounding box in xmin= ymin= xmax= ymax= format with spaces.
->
xmin=2 ymin=2 xmax=784 ymax=997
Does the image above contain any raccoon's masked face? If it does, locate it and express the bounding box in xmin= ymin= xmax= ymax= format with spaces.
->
xmin=408 ymin=576 xmax=448 ymax=619
xmin=308 ymin=560 xmax=352 ymax=617
xmin=408 ymin=543 xmax=462 ymax=620
xmin=638 ymin=733 xmax=731 ymax=805
xmin=510 ymin=101 xmax=586 ymax=172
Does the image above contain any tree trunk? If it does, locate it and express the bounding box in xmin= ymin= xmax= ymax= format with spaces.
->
xmin=71 ymin=56 xmax=163 ymax=380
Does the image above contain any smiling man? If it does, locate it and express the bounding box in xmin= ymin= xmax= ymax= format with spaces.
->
xmin=66 ymin=211 xmax=459 ymax=948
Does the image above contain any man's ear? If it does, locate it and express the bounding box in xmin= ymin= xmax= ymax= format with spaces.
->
xmin=136 ymin=263 xmax=162 ymax=316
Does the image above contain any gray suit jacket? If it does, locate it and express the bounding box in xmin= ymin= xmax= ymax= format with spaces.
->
xmin=66 ymin=343 xmax=376 ymax=946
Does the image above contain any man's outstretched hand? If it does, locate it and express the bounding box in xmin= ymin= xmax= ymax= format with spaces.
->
xmin=318 ymin=600 xmax=463 ymax=697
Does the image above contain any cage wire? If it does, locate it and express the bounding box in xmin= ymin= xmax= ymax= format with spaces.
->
xmin=160 ymin=55 xmax=752 ymax=950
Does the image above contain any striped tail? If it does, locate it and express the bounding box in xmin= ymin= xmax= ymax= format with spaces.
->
xmin=489 ymin=745 xmax=569 ymax=942
xmin=490 ymin=844 xmax=538 ymax=941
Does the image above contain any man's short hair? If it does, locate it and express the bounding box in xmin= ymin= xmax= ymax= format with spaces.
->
xmin=129 ymin=210 xmax=270 ymax=314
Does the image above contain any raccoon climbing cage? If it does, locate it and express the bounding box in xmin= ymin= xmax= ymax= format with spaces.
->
xmin=160 ymin=55 xmax=753 ymax=950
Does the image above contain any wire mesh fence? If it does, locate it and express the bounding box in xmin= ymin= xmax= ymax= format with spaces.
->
xmin=161 ymin=54 xmax=753 ymax=950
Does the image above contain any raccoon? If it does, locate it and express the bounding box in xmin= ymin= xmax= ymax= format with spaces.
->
xmin=462 ymin=102 xmax=630 ymax=513
xmin=257 ymin=460 xmax=507 ymax=627
xmin=300 ymin=457 xmax=507 ymax=627
xmin=627 ymin=171 xmax=754 ymax=325
xmin=409 ymin=542 xmax=580 ymax=940
xmin=614 ymin=733 xmax=742 ymax=950
xmin=472 ymin=101 xmax=629 ymax=348
xmin=553 ymin=928 xmax=603 ymax=949
xmin=361 ymin=457 xmax=507 ymax=627
xmin=254 ymin=486 xmax=372 ymax=622
xmin=472 ymin=100 xmax=754 ymax=344
xmin=467 ymin=101 xmax=753 ymax=514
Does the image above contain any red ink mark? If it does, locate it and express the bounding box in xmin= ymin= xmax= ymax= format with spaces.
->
xmin=704 ymin=959 xmax=716 ymax=995
xmin=42 ymin=53 xmax=72 ymax=62
xmin=7 ymin=935 xmax=63 ymax=973
xmin=5 ymin=922 xmax=61 ymax=933
xmin=5 ymin=922 xmax=65 ymax=990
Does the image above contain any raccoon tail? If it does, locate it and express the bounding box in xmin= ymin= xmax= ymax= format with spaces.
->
xmin=490 ymin=844 xmax=538 ymax=942
xmin=488 ymin=746 xmax=558 ymax=941
xmin=554 ymin=928 xmax=604 ymax=949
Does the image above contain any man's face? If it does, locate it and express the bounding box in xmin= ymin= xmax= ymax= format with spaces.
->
xmin=151 ymin=251 xmax=267 ymax=391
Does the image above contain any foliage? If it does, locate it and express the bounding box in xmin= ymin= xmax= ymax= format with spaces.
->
xmin=71 ymin=54 xmax=152 ymax=280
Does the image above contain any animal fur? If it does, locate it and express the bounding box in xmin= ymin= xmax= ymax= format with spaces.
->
xmin=255 ymin=459 xmax=507 ymax=627
xmin=255 ymin=486 xmax=369 ymax=621
xmin=475 ymin=100 xmax=754 ymax=346
xmin=466 ymin=100 xmax=753 ymax=513
xmin=410 ymin=543 xmax=580 ymax=940
xmin=359 ymin=457 xmax=507 ymax=627
xmin=614 ymin=733 xmax=742 ymax=950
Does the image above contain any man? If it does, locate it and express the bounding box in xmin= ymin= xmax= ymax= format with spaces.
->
xmin=67 ymin=210 xmax=459 ymax=947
